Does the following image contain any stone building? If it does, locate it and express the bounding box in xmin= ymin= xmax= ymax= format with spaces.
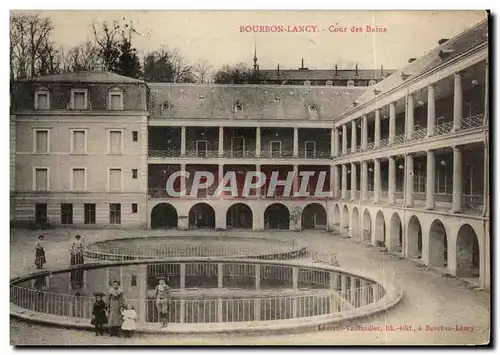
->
xmin=10 ymin=19 xmax=489 ymax=288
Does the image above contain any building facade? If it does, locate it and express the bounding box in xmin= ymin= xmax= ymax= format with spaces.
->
xmin=10 ymin=20 xmax=489 ymax=288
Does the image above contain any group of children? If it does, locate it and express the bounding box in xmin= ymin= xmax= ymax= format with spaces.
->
xmin=92 ymin=291 xmax=138 ymax=337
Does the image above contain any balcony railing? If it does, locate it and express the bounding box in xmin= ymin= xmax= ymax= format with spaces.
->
xmin=379 ymin=191 xmax=388 ymax=200
xmin=413 ymin=128 xmax=427 ymax=141
xmin=149 ymin=149 xmax=331 ymax=159
xmin=393 ymin=134 xmax=405 ymax=145
xmin=434 ymin=121 xmax=454 ymax=136
xmin=350 ymin=190 xmax=359 ymax=200
xmin=366 ymin=142 xmax=375 ymax=150
xmin=366 ymin=191 xmax=374 ymax=200
xmin=461 ymin=194 xmax=484 ymax=215
xmin=379 ymin=138 xmax=389 ymax=148
xmin=394 ymin=191 xmax=404 ymax=201
xmin=149 ymin=148 xmax=182 ymax=157
xmin=343 ymin=190 xmax=351 ymax=200
xmin=461 ymin=113 xmax=485 ymax=130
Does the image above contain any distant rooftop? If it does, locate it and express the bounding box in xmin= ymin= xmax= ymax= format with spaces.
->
xmin=16 ymin=71 xmax=146 ymax=84
xmin=258 ymin=68 xmax=395 ymax=82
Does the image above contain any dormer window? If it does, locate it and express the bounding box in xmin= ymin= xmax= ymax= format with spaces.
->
xmin=198 ymin=94 xmax=205 ymax=100
xmin=108 ymin=88 xmax=123 ymax=110
xmin=368 ymin=80 xmax=377 ymax=86
xmin=71 ymin=89 xmax=88 ymax=110
xmin=274 ymin=96 xmax=282 ymax=103
xmin=308 ymin=104 xmax=317 ymax=112
xmin=347 ymin=79 xmax=355 ymax=87
xmin=34 ymin=89 xmax=49 ymax=110
xmin=304 ymin=80 xmax=311 ymax=86
xmin=160 ymin=101 xmax=171 ymax=115
xmin=234 ymin=101 xmax=243 ymax=112
xmin=326 ymin=80 xmax=333 ymax=86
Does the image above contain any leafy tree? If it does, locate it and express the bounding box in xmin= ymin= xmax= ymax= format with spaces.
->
xmin=213 ymin=63 xmax=259 ymax=84
xmin=143 ymin=47 xmax=194 ymax=83
xmin=117 ymin=38 xmax=142 ymax=78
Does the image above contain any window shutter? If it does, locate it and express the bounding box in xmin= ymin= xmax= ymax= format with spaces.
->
xmin=73 ymin=169 xmax=85 ymax=191
xmin=35 ymin=169 xmax=48 ymax=190
xmin=110 ymin=131 xmax=122 ymax=154
xmin=109 ymin=169 xmax=122 ymax=191
xmin=35 ymin=131 xmax=48 ymax=153
xmin=73 ymin=131 xmax=85 ymax=153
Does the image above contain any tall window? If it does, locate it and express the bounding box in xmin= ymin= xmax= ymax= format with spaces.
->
xmin=109 ymin=203 xmax=121 ymax=224
xmin=72 ymin=130 xmax=86 ymax=154
xmin=35 ymin=90 xmax=49 ymax=110
xmin=132 ymin=169 xmax=138 ymax=179
xmin=34 ymin=129 xmax=49 ymax=153
xmin=71 ymin=89 xmax=87 ymax=110
xmin=109 ymin=92 xmax=123 ymax=110
xmin=132 ymin=131 xmax=138 ymax=142
xmin=35 ymin=204 xmax=47 ymax=224
xmin=131 ymin=203 xmax=138 ymax=213
xmin=61 ymin=203 xmax=73 ymax=225
xmin=72 ymin=168 xmax=86 ymax=191
xmin=84 ymin=203 xmax=96 ymax=224
xmin=34 ymin=168 xmax=49 ymax=191
xmin=109 ymin=131 xmax=123 ymax=154
xmin=109 ymin=169 xmax=122 ymax=191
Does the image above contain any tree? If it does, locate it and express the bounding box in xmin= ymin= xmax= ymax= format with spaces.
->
xmin=193 ymin=60 xmax=212 ymax=83
xmin=143 ymin=47 xmax=194 ymax=83
xmin=62 ymin=41 xmax=102 ymax=72
xmin=213 ymin=63 xmax=259 ymax=84
xmin=10 ymin=13 xmax=60 ymax=79
xmin=116 ymin=38 xmax=142 ymax=78
xmin=91 ymin=21 xmax=121 ymax=73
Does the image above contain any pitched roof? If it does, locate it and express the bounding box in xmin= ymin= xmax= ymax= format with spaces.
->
xmin=148 ymin=83 xmax=365 ymax=120
xmin=17 ymin=71 xmax=146 ymax=84
xmin=258 ymin=69 xmax=396 ymax=81
xmin=339 ymin=19 xmax=488 ymax=117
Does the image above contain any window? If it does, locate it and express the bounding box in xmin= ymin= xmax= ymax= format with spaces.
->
xmin=368 ymin=80 xmax=377 ymax=86
xmin=34 ymin=168 xmax=49 ymax=191
xmin=234 ymin=101 xmax=243 ymax=112
xmin=270 ymin=141 xmax=281 ymax=158
xmin=71 ymin=89 xmax=88 ymax=110
xmin=109 ymin=169 xmax=122 ymax=191
xmin=110 ymin=203 xmax=121 ymax=224
xmin=131 ymin=275 xmax=137 ymax=287
xmin=35 ymin=90 xmax=49 ymax=110
xmin=72 ymin=168 xmax=86 ymax=191
xmin=132 ymin=169 xmax=138 ymax=179
xmin=71 ymin=130 xmax=86 ymax=154
xmin=304 ymin=80 xmax=311 ymax=86
xmin=196 ymin=140 xmax=208 ymax=158
xmin=132 ymin=131 xmax=138 ymax=142
xmin=35 ymin=204 xmax=47 ymax=224
xmin=109 ymin=92 xmax=123 ymax=110
xmin=34 ymin=129 xmax=49 ymax=153
xmin=347 ymin=80 xmax=355 ymax=87
xmin=326 ymin=80 xmax=333 ymax=86
xmin=109 ymin=131 xmax=123 ymax=154
xmin=132 ymin=203 xmax=138 ymax=213
xmin=61 ymin=204 xmax=73 ymax=225
xmin=84 ymin=204 xmax=96 ymax=225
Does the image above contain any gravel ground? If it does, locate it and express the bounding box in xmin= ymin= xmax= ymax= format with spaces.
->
xmin=10 ymin=229 xmax=490 ymax=346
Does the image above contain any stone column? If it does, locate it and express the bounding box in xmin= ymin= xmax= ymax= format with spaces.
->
xmin=330 ymin=165 xmax=335 ymax=198
xmin=341 ymin=164 xmax=347 ymax=199
xmin=342 ymin=124 xmax=347 ymax=154
xmin=361 ymin=161 xmax=368 ymax=201
xmin=362 ymin=114 xmax=368 ymax=150
xmin=374 ymin=158 xmax=381 ymax=203
xmin=388 ymin=156 xmax=396 ymax=204
xmin=405 ymin=154 xmax=414 ymax=207
xmin=180 ymin=263 xmax=186 ymax=289
xmin=180 ymin=126 xmax=186 ymax=155
xmin=293 ymin=165 xmax=299 ymax=195
xmin=293 ymin=128 xmax=299 ymax=157
xmin=218 ymin=126 xmax=224 ymax=157
xmin=407 ymin=94 xmax=414 ymax=140
xmin=453 ymin=73 xmax=463 ymax=132
xmin=330 ymin=128 xmax=336 ymax=157
xmin=389 ymin=102 xmax=396 ymax=144
xmin=255 ymin=127 xmax=261 ymax=157
xmin=255 ymin=165 xmax=261 ymax=197
xmin=427 ymin=85 xmax=436 ymax=137
xmin=452 ymin=146 xmax=463 ymax=212
xmin=333 ymin=128 xmax=339 ymax=157
xmin=351 ymin=163 xmax=357 ymax=200
xmin=217 ymin=263 xmax=223 ymax=288
xmin=255 ymin=264 xmax=261 ymax=289
xmin=180 ymin=163 xmax=186 ymax=197
xmin=425 ymin=150 xmax=436 ymax=209
xmin=333 ymin=165 xmax=340 ymax=198
xmin=374 ymin=109 xmax=381 ymax=148
xmin=351 ymin=120 xmax=357 ymax=153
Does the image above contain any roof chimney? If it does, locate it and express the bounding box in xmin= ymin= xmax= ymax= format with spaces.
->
xmin=438 ymin=38 xmax=449 ymax=45
xmin=355 ymin=64 xmax=359 ymax=76
xmin=335 ymin=64 xmax=338 ymax=76
xmin=380 ymin=65 xmax=384 ymax=76
xmin=277 ymin=64 xmax=280 ymax=76
xmin=301 ymin=58 xmax=304 ymax=69
xmin=408 ymin=57 xmax=417 ymax=63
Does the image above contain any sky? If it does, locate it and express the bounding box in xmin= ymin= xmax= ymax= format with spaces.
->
xmin=14 ymin=10 xmax=487 ymax=71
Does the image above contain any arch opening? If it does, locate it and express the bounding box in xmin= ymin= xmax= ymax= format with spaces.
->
xmin=334 ymin=205 xmax=341 ymax=227
xmin=226 ymin=203 xmax=253 ymax=229
xmin=456 ymin=224 xmax=480 ymax=279
xmin=389 ymin=213 xmax=403 ymax=253
xmin=342 ymin=206 xmax=349 ymax=231
xmin=408 ymin=216 xmax=423 ymax=259
xmin=264 ymin=203 xmax=290 ymax=230
xmin=301 ymin=203 xmax=327 ymax=230
xmin=375 ymin=211 xmax=386 ymax=247
xmin=151 ymin=203 xmax=178 ymax=229
xmin=362 ymin=209 xmax=372 ymax=242
xmin=429 ymin=219 xmax=448 ymax=267
xmin=189 ymin=203 xmax=216 ymax=229
xmin=351 ymin=208 xmax=360 ymax=240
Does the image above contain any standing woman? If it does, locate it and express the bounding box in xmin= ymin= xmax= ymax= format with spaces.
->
xmin=34 ymin=235 xmax=46 ymax=270
xmin=107 ymin=280 xmax=125 ymax=337
xmin=70 ymin=235 xmax=85 ymax=291
xmin=155 ymin=276 xmax=171 ymax=328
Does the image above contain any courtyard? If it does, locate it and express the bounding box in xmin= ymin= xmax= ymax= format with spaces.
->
xmin=9 ymin=228 xmax=490 ymax=345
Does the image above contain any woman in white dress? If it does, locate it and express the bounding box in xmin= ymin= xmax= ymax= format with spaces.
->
xmin=121 ymin=303 xmax=137 ymax=337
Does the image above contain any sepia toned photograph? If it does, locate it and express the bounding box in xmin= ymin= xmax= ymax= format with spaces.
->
xmin=9 ymin=9 xmax=490 ymax=346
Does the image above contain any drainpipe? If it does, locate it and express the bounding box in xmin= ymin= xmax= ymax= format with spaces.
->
xmin=481 ymin=60 xmax=489 ymax=289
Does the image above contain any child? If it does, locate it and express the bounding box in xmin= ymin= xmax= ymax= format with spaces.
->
xmin=91 ymin=292 xmax=108 ymax=336
xmin=121 ymin=303 xmax=137 ymax=337
xmin=154 ymin=276 xmax=171 ymax=328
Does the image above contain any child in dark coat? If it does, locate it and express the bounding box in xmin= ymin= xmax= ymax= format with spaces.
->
xmin=91 ymin=292 xmax=108 ymax=336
